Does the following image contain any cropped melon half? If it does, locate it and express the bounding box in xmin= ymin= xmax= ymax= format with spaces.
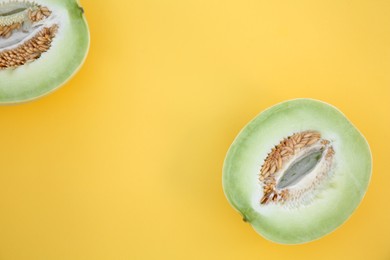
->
xmin=0 ymin=0 xmax=89 ymax=104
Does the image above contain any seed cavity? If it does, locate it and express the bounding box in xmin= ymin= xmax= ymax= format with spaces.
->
xmin=259 ymin=131 xmax=335 ymax=207
xmin=0 ymin=1 xmax=57 ymax=70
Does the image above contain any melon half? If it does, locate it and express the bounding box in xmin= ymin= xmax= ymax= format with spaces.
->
xmin=222 ymin=99 xmax=372 ymax=244
xmin=0 ymin=0 xmax=89 ymax=104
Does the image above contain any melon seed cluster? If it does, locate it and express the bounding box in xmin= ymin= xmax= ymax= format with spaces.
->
xmin=0 ymin=25 xmax=57 ymax=69
xmin=0 ymin=3 xmax=56 ymax=69
xmin=29 ymin=6 xmax=51 ymax=23
xmin=259 ymin=131 xmax=334 ymax=205
xmin=0 ymin=21 xmax=22 ymax=38
xmin=0 ymin=5 xmax=51 ymax=39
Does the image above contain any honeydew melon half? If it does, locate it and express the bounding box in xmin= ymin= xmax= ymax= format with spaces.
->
xmin=222 ymin=99 xmax=372 ymax=244
xmin=0 ymin=0 xmax=89 ymax=104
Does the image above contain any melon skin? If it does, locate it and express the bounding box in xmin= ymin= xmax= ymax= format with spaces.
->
xmin=222 ymin=99 xmax=372 ymax=244
xmin=0 ymin=0 xmax=90 ymax=104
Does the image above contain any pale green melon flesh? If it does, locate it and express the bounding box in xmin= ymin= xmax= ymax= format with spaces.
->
xmin=0 ymin=0 xmax=89 ymax=104
xmin=222 ymin=99 xmax=372 ymax=244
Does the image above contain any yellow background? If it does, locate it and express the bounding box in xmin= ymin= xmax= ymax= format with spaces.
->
xmin=0 ymin=0 xmax=389 ymax=259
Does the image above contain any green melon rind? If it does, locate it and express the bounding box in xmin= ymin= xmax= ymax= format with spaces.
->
xmin=222 ymin=99 xmax=372 ymax=244
xmin=0 ymin=0 xmax=89 ymax=104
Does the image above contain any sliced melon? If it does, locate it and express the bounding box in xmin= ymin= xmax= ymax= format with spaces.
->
xmin=0 ymin=0 xmax=89 ymax=104
xmin=222 ymin=99 xmax=372 ymax=244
